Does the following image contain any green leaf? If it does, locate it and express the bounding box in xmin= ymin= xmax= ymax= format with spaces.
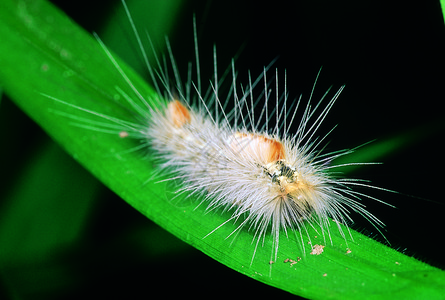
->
xmin=1 ymin=0 xmax=444 ymax=299
xmin=441 ymin=0 xmax=445 ymax=24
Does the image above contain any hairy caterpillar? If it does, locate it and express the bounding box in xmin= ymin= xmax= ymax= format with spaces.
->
xmin=42 ymin=0 xmax=399 ymax=265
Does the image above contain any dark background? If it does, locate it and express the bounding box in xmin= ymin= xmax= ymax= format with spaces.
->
xmin=2 ymin=0 xmax=444 ymax=299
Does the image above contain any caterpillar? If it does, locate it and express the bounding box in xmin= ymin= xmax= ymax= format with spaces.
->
xmin=41 ymin=0 xmax=398 ymax=265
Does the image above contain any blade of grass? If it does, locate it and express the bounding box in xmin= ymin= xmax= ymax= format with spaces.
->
xmin=0 ymin=0 xmax=444 ymax=298
xmin=441 ymin=0 xmax=445 ymax=23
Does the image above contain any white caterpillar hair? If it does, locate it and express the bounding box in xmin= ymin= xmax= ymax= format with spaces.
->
xmin=45 ymin=0 xmax=394 ymax=263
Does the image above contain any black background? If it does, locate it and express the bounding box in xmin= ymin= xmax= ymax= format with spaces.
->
xmin=3 ymin=0 xmax=445 ymax=298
